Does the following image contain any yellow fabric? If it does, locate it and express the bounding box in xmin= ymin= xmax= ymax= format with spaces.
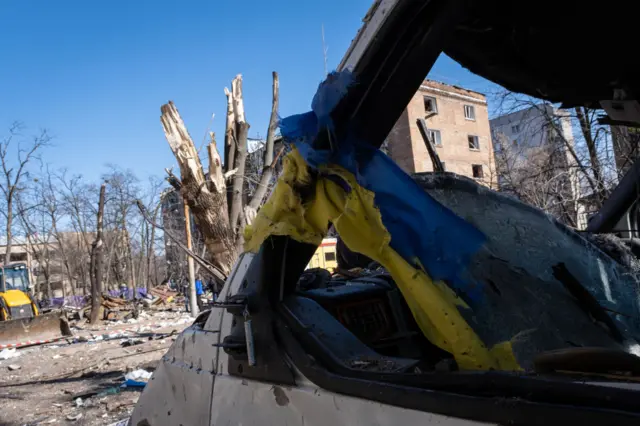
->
xmin=245 ymin=149 xmax=521 ymax=371
xmin=245 ymin=150 xmax=327 ymax=251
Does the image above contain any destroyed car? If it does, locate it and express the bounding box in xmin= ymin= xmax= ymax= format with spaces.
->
xmin=131 ymin=1 xmax=640 ymax=425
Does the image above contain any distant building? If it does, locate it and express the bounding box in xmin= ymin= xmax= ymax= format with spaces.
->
xmin=490 ymin=104 xmax=583 ymax=227
xmin=160 ymin=188 xmax=197 ymax=289
xmin=387 ymin=79 xmax=496 ymax=186
xmin=0 ymin=232 xmax=93 ymax=298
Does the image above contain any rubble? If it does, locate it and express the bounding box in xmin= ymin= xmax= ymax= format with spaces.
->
xmin=0 ymin=309 xmax=191 ymax=426
xmin=123 ymin=369 xmax=153 ymax=387
xmin=121 ymin=338 xmax=144 ymax=347
xmin=67 ymin=413 xmax=83 ymax=421
xmin=0 ymin=347 xmax=19 ymax=359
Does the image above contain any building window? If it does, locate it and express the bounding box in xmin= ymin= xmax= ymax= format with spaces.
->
xmin=428 ymin=129 xmax=442 ymax=146
xmin=472 ymin=164 xmax=484 ymax=179
xmin=511 ymin=124 xmax=521 ymax=133
xmin=468 ymin=135 xmax=480 ymax=150
xmin=512 ymin=138 xmax=520 ymax=146
xmin=464 ymin=104 xmax=476 ymax=120
xmin=324 ymin=252 xmax=336 ymax=262
xmin=424 ymin=96 xmax=438 ymax=114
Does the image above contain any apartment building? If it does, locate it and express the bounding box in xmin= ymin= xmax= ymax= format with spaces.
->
xmin=490 ymin=104 xmax=582 ymax=227
xmin=386 ymin=79 xmax=495 ymax=186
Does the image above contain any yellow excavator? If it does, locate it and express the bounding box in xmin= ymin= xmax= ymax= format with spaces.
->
xmin=0 ymin=262 xmax=71 ymax=347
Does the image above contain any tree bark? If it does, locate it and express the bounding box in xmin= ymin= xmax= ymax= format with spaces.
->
xmin=184 ymin=202 xmax=199 ymax=317
xmin=229 ymin=123 xmax=249 ymax=231
xmin=224 ymin=88 xmax=236 ymax=175
xmin=229 ymin=75 xmax=250 ymax=234
xmin=575 ymin=106 xmax=605 ymax=204
xmin=123 ymin=225 xmax=135 ymax=294
xmin=2 ymin=196 xmax=13 ymax=291
xmin=160 ymin=101 xmax=237 ymax=275
xmin=248 ymin=71 xmax=279 ymax=210
xmin=146 ymin=204 xmax=160 ymax=291
xmin=90 ymin=184 xmax=106 ymax=324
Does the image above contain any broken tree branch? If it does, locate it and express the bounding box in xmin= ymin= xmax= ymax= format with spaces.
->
xmin=160 ymin=101 xmax=236 ymax=275
xmin=164 ymin=167 xmax=182 ymax=191
xmin=229 ymin=75 xmax=250 ymax=233
xmin=248 ymin=71 xmax=279 ymax=210
xmin=206 ymin=132 xmax=226 ymax=194
xmin=224 ymin=87 xmax=236 ymax=176
xmin=135 ymin=200 xmax=225 ymax=283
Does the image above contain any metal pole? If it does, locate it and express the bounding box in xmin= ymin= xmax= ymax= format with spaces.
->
xmin=183 ymin=201 xmax=199 ymax=317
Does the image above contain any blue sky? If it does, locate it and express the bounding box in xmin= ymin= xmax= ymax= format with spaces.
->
xmin=0 ymin=0 xmax=494 ymax=184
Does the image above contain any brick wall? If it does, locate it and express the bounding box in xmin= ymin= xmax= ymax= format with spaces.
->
xmin=387 ymin=80 xmax=496 ymax=187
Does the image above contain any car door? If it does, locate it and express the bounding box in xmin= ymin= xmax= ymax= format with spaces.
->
xmin=129 ymin=253 xmax=254 ymax=426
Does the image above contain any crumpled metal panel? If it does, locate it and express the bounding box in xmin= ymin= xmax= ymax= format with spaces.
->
xmin=129 ymin=326 xmax=218 ymax=426
xmin=129 ymin=254 xmax=255 ymax=426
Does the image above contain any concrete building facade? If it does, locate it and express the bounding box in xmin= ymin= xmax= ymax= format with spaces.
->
xmin=387 ymin=80 xmax=495 ymax=186
xmin=490 ymin=104 xmax=583 ymax=227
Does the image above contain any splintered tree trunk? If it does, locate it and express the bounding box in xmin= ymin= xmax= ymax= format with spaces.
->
xmin=224 ymin=88 xmax=237 ymax=213
xmin=229 ymin=75 xmax=250 ymax=234
xmin=161 ymin=101 xmax=236 ymax=275
xmin=224 ymin=87 xmax=236 ymax=176
xmin=90 ymin=184 xmax=106 ymax=324
xmin=248 ymin=71 xmax=279 ymax=210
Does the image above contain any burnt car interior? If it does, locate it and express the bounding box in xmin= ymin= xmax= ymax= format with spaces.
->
xmin=216 ymin=0 xmax=640 ymax=424
xmin=291 ymin=266 xmax=450 ymax=371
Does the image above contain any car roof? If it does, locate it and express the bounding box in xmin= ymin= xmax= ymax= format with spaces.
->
xmin=335 ymin=0 xmax=639 ymax=152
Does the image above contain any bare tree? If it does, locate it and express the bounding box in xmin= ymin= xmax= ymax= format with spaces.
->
xmin=0 ymin=123 xmax=49 ymax=291
xmin=89 ymin=183 xmax=106 ymax=324
xmin=15 ymin=193 xmax=48 ymax=299
xmin=139 ymin=176 xmax=164 ymax=291
xmin=490 ymin=90 xmax=617 ymax=227
xmin=42 ymin=169 xmax=78 ymax=296
xmin=57 ymin=171 xmax=97 ymax=295
xmin=102 ymin=166 xmax=140 ymax=294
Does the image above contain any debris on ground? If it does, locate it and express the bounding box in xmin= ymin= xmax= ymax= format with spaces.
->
xmin=121 ymin=338 xmax=145 ymax=347
xmin=123 ymin=369 xmax=153 ymax=387
xmin=67 ymin=413 xmax=83 ymax=421
xmin=0 ymin=347 xmax=20 ymax=360
xmin=0 ymin=308 xmax=192 ymax=426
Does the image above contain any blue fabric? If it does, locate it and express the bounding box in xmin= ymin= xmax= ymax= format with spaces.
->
xmin=279 ymin=71 xmax=486 ymax=293
xmin=195 ymin=280 xmax=204 ymax=295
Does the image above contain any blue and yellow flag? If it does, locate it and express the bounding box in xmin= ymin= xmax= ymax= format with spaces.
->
xmin=245 ymin=71 xmax=520 ymax=371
